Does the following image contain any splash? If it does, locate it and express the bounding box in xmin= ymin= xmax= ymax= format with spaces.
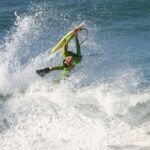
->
xmin=0 ymin=4 xmax=52 ymax=95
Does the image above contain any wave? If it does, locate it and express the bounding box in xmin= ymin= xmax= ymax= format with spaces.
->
xmin=0 ymin=2 xmax=150 ymax=150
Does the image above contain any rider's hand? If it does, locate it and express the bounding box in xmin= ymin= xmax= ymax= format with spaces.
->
xmin=73 ymin=27 xmax=79 ymax=37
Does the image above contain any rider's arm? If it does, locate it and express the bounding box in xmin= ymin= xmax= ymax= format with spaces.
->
xmin=62 ymin=34 xmax=74 ymax=58
xmin=75 ymin=36 xmax=81 ymax=57
xmin=63 ymin=42 xmax=68 ymax=58
xmin=50 ymin=65 xmax=64 ymax=71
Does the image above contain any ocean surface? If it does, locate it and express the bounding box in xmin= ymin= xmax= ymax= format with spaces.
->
xmin=0 ymin=0 xmax=150 ymax=150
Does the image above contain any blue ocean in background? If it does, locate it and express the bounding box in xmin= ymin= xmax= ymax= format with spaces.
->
xmin=0 ymin=0 xmax=150 ymax=150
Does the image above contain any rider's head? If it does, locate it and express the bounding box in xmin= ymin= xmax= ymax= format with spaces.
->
xmin=64 ymin=56 xmax=73 ymax=67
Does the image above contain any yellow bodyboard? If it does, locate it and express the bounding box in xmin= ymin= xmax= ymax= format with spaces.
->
xmin=51 ymin=23 xmax=86 ymax=54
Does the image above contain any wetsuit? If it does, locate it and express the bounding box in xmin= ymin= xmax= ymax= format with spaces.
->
xmin=50 ymin=35 xmax=82 ymax=79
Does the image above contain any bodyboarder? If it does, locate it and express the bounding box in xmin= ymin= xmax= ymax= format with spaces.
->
xmin=36 ymin=28 xmax=82 ymax=79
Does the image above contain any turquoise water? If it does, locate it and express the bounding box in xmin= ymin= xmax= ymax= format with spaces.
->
xmin=0 ymin=1 xmax=150 ymax=150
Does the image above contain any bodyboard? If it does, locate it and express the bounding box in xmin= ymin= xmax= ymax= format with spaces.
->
xmin=51 ymin=23 xmax=86 ymax=54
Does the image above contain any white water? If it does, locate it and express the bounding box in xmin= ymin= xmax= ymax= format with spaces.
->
xmin=0 ymin=5 xmax=150 ymax=150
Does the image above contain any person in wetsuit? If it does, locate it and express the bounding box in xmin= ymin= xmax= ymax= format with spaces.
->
xmin=36 ymin=28 xmax=82 ymax=79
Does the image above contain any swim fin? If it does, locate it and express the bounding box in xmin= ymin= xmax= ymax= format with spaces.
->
xmin=36 ymin=68 xmax=51 ymax=77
